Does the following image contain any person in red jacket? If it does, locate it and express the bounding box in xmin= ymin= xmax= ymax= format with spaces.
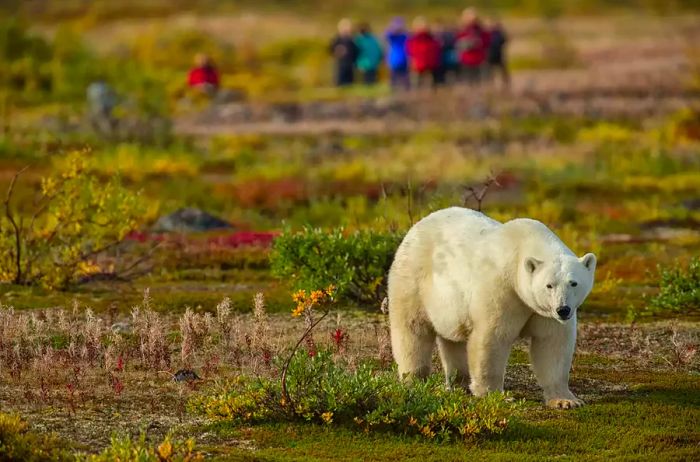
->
xmin=406 ymin=17 xmax=442 ymax=89
xmin=455 ymin=8 xmax=490 ymax=84
xmin=187 ymin=54 xmax=220 ymax=95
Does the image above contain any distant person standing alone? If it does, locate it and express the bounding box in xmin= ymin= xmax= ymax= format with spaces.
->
xmin=86 ymin=79 xmax=117 ymax=135
xmin=406 ymin=17 xmax=441 ymax=89
xmin=354 ymin=23 xmax=384 ymax=85
xmin=330 ymin=19 xmax=359 ymax=87
xmin=187 ymin=54 xmax=220 ymax=95
xmin=385 ymin=17 xmax=410 ymax=91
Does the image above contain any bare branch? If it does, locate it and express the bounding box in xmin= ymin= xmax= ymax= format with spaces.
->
xmin=3 ymin=165 xmax=30 ymax=284
xmin=462 ymin=171 xmax=501 ymax=212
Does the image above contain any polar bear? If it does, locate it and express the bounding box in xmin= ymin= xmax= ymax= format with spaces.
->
xmin=388 ymin=207 xmax=596 ymax=409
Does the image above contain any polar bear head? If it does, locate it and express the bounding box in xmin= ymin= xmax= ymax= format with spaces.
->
xmin=519 ymin=253 xmax=596 ymax=323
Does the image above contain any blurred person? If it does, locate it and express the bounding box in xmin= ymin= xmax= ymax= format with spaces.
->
xmin=86 ymin=79 xmax=117 ymax=136
xmin=432 ymin=18 xmax=459 ymax=85
xmin=330 ymin=18 xmax=359 ymax=87
xmin=487 ymin=19 xmax=510 ymax=88
xmin=385 ymin=16 xmax=410 ymax=91
xmin=406 ymin=17 xmax=441 ymax=89
xmin=354 ymin=22 xmax=384 ymax=85
xmin=455 ymin=7 xmax=490 ymax=84
xmin=187 ymin=53 xmax=220 ymax=95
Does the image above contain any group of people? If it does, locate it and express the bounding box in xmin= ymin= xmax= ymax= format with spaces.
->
xmin=329 ymin=8 xmax=509 ymax=90
xmin=183 ymin=8 xmax=508 ymax=96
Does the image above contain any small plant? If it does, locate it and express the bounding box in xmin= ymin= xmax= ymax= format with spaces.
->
xmin=271 ymin=228 xmax=402 ymax=305
xmin=647 ymin=257 xmax=700 ymax=316
xmin=658 ymin=325 xmax=699 ymax=371
xmin=0 ymin=412 xmax=72 ymax=461
xmin=281 ymin=285 xmax=336 ymax=406
xmin=83 ymin=432 xmax=202 ymax=462
xmin=131 ymin=290 xmax=171 ymax=370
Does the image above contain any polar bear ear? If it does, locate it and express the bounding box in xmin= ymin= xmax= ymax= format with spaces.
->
xmin=525 ymin=257 xmax=543 ymax=274
xmin=580 ymin=253 xmax=597 ymax=271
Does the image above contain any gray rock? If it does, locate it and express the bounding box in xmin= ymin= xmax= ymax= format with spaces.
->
xmin=152 ymin=207 xmax=233 ymax=233
xmin=111 ymin=321 xmax=131 ymax=334
xmin=682 ymin=198 xmax=700 ymax=211
xmin=173 ymin=369 xmax=200 ymax=382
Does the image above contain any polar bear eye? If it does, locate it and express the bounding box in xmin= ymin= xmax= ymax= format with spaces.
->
xmin=570 ymin=281 xmax=578 ymax=287
xmin=546 ymin=284 xmax=553 ymax=289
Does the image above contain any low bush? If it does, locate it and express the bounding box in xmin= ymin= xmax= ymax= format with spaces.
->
xmin=646 ymin=257 xmax=700 ymax=316
xmin=0 ymin=412 xmax=72 ymax=461
xmin=270 ymin=228 xmax=402 ymax=305
xmin=0 ymin=152 xmax=147 ymax=289
xmin=189 ymin=349 xmax=515 ymax=442
xmin=83 ymin=433 xmax=202 ymax=462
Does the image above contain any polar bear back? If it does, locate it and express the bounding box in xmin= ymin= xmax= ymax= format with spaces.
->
xmin=395 ymin=207 xmax=573 ymax=274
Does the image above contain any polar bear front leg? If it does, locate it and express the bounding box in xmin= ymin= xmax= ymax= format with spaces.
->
xmin=528 ymin=317 xmax=583 ymax=409
xmin=467 ymin=329 xmax=512 ymax=397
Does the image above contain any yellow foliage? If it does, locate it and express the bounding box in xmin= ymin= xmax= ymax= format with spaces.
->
xmin=622 ymin=173 xmax=700 ymax=193
xmin=577 ymin=123 xmax=635 ymax=144
xmin=291 ymin=285 xmax=336 ymax=317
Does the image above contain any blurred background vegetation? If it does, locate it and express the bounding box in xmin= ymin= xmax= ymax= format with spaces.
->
xmin=0 ymin=0 xmax=699 ymax=316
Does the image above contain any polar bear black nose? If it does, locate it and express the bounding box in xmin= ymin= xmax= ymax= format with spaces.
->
xmin=556 ymin=306 xmax=572 ymax=320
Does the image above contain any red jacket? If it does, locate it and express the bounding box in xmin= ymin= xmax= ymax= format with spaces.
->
xmin=455 ymin=23 xmax=490 ymax=67
xmin=188 ymin=65 xmax=220 ymax=88
xmin=406 ymin=31 xmax=441 ymax=72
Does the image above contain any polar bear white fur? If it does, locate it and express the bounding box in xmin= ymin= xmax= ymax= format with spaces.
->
xmin=388 ymin=207 xmax=596 ymax=409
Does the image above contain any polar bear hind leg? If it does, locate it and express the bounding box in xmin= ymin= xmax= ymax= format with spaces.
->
xmin=436 ymin=337 xmax=469 ymax=387
xmin=389 ymin=291 xmax=435 ymax=380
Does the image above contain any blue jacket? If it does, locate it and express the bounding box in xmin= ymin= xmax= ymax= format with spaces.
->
xmin=385 ymin=31 xmax=408 ymax=71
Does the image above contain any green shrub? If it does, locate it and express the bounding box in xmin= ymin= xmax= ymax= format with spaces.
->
xmin=0 ymin=413 xmax=72 ymax=461
xmin=647 ymin=257 xmax=700 ymax=315
xmin=190 ymin=349 xmax=515 ymax=442
xmin=82 ymin=433 xmax=202 ymax=462
xmin=270 ymin=228 xmax=402 ymax=305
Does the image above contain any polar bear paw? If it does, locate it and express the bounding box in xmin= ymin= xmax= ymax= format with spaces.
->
xmin=546 ymin=397 xmax=584 ymax=409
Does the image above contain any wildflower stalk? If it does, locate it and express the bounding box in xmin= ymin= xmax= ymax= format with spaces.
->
xmin=280 ymin=309 xmax=330 ymax=408
xmin=281 ymin=285 xmax=335 ymax=408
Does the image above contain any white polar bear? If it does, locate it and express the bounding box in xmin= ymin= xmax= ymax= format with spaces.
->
xmin=388 ymin=207 xmax=596 ymax=409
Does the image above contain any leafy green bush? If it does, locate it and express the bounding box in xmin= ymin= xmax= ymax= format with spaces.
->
xmin=190 ymin=349 xmax=515 ymax=442
xmin=647 ymin=257 xmax=700 ymax=315
xmin=0 ymin=413 xmax=72 ymax=461
xmin=270 ymin=228 xmax=402 ymax=305
xmin=82 ymin=433 xmax=202 ymax=462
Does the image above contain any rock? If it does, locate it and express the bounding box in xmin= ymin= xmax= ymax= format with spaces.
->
xmin=270 ymin=102 xmax=302 ymax=123
xmin=152 ymin=207 xmax=233 ymax=233
xmin=214 ymin=89 xmax=246 ymax=104
xmin=682 ymin=198 xmax=700 ymax=211
xmin=173 ymin=369 xmax=200 ymax=382
xmin=217 ymin=103 xmax=253 ymax=122
xmin=111 ymin=321 xmax=131 ymax=334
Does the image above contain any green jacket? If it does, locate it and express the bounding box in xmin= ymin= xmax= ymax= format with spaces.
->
xmin=354 ymin=33 xmax=384 ymax=72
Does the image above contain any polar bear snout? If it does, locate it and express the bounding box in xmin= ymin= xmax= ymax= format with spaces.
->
xmin=556 ymin=305 xmax=572 ymax=320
